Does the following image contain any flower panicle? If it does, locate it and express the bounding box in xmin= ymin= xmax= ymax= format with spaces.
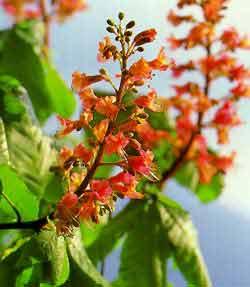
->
xmin=54 ymin=13 xmax=171 ymax=234
xmin=161 ymin=0 xmax=250 ymax=186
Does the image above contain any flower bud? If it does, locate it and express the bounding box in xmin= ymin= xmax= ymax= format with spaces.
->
xmin=118 ymin=12 xmax=125 ymax=20
xmin=107 ymin=19 xmax=115 ymax=26
xmin=134 ymin=29 xmax=157 ymax=46
xmin=137 ymin=47 xmax=144 ymax=52
xmin=126 ymin=21 xmax=135 ymax=29
xmin=125 ymin=30 xmax=133 ymax=37
xmin=107 ymin=26 xmax=115 ymax=33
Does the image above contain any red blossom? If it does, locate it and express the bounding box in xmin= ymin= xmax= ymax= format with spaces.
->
xmin=128 ymin=58 xmax=152 ymax=82
xmin=73 ymin=144 xmax=92 ymax=164
xmin=105 ymin=132 xmax=129 ymax=155
xmin=79 ymin=88 xmax=97 ymax=110
xmin=231 ymin=83 xmax=250 ymax=99
xmin=72 ymin=72 xmax=104 ymax=92
xmin=203 ymin=0 xmax=228 ymax=22
xmin=213 ymin=101 xmax=240 ymax=126
xmin=176 ymin=115 xmax=196 ymax=143
xmin=148 ymin=47 xmax=171 ymax=71
xmin=167 ymin=37 xmax=185 ymax=49
xmin=57 ymin=116 xmax=82 ymax=136
xmin=60 ymin=192 xmax=79 ymax=209
xmin=97 ymin=36 xmax=115 ymax=62
xmin=90 ymin=180 xmax=113 ymax=202
xmin=95 ymin=97 xmax=119 ymax=120
xmin=134 ymin=90 xmax=158 ymax=111
xmin=136 ymin=122 xmax=172 ymax=148
xmin=128 ymin=150 xmax=154 ymax=176
xmin=167 ymin=9 xmax=194 ymax=26
xmin=171 ymin=61 xmax=195 ymax=78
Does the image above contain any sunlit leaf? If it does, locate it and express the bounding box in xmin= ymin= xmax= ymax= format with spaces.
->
xmin=159 ymin=205 xmax=212 ymax=287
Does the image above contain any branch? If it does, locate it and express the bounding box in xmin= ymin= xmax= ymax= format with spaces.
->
xmin=0 ymin=216 xmax=48 ymax=231
xmin=160 ymin=43 xmax=212 ymax=186
xmin=39 ymin=0 xmax=51 ymax=58
xmin=75 ymin=44 xmax=128 ymax=197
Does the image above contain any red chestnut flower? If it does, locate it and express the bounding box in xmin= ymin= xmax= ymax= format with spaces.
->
xmin=54 ymin=13 xmax=170 ymax=234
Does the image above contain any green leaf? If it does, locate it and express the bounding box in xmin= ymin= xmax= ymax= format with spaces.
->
xmin=17 ymin=228 xmax=70 ymax=286
xmin=153 ymin=141 xmax=175 ymax=175
xmin=0 ymin=118 xmax=10 ymax=165
xmin=0 ymin=228 xmax=70 ymax=286
xmin=147 ymin=110 xmax=174 ymax=132
xmin=175 ymin=161 xmax=224 ymax=203
xmin=43 ymin=174 xmax=64 ymax=204
xmin=0 ymin=164 xmax=39 ymax=221
xmin=196 ymin=173 xmax=224 ymax=203
xmin=94 ymin=154 xmax=119 ymax=179
xmin=0 ymin=21 xmax=75 ymax=123
xmin=37 ymin=229 xmax=70 ymax=286
xmin=143 ymin=184 xmax=184 ymax=212
xmin=3 ymin=115 xmax=57 ymax=198
xmin=113 ymin=202 xmax=170 ymax=287
xmin=66 ymin=229 xmax=111 ymax=287
xmin=87 ymin=202 xmax=144 ymax=265
xmin=0 ymin=78 xmax=57 ymax=197
xmin=0 ymin=244 xmax=24 ymax=286
xmin=175 ymin=161 xmax=200 ymax=192
xmin=159 ymin=205 xmax=212 ymax=287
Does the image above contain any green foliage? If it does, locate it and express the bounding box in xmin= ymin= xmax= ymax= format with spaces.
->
xmin=0 ymin=164 xmax=39 ymax=221
xmin=113 ymin=202 xmax=170 ymax=287
xmin=0 ymin=75 xmax=57 ymax=198
xmin=0 ymin=21 xmax=75 ymax=123
xmin=175 ymin=161 xmax=224 ymax=203
xmin=147 ymin=110 xmax=174 ymax=132
xmin=87 ymin=202 xmax=144 ymax=265
xmin=0 ymin=227 xmax=70 ymax=286
xmin=196 ymin=174 xmax=224 ymax=203
xmin=66 ymin=230 xmax=111 ymax=287
xmin=159 ymin=204 xmax=212 ymax=287
xmin=153 ymin=140 xmax=175 ymax=174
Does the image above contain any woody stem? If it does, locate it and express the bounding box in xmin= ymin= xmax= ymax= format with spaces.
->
xmin=75 ymin=45 xmax=127 ymax=197
xmin=159 ymin=42 xmax=212 ymax=186
xmin=39 ymin=0 xmax=51 ymax=59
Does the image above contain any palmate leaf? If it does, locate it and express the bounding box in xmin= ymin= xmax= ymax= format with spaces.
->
xmin=87 ymin=201 xmax=144 ymax=266
xmin=0 ymin=164 xmax=39 ymax=222
xmin=0 ymin=228 xmax=70 ymax=286
xmin=113 ymin=202 xmax=171 ymax=287
xmin=4 ymin=115 xmax=57 ymax=198
xmin=159 ymin=204 xmax=212 ymax=287
xmin=0 ymin=76 xmax=57 ymax=198
xmin=0 ymin=20 xmax=75 ymax=123
xmin=66 ymin=229 xmax=111 ymax=287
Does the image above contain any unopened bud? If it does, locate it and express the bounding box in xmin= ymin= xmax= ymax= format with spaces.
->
xmin=99 ymin=68 xmax=108 ymax=75
xmin=107 ymin=19 xmax=115 ymax=26
xmin=125 ymin=30 xmax=133 ymax=37
xmin=137 ymin=47 xmax=144 ymax=52
xmin=118 ymin=12 xmax=125 ymax=20
xmin=107 ymin=26 xmax=115 ymax=33
xmin=126 ymin=20 xmax=135 ymax=29
xmin=134 ymin=29 xmax=157 ymax=46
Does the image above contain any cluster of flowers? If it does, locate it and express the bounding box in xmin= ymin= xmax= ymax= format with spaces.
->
xmin=55 ymin=13 xmax=171 ymax=234
xmin=163 ymin=0 xmax=250 ymax=183
xmin=1 ymin=0 xmax=87 ymax=21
